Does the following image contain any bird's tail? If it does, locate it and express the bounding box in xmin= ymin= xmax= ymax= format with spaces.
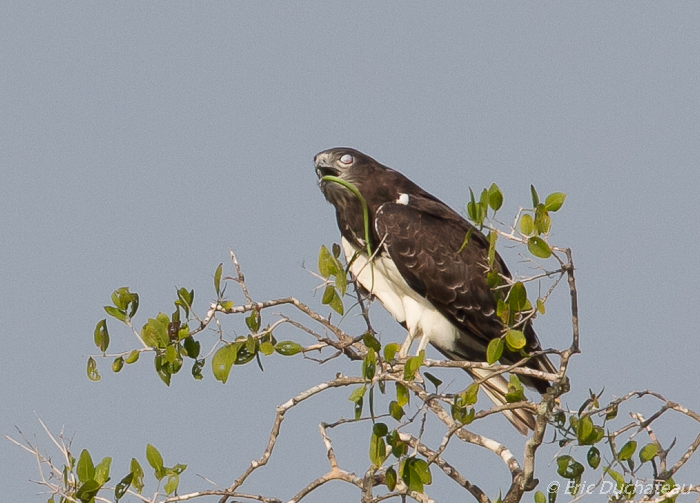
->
xmin=466 ymin=368 xmax=536 ymax=436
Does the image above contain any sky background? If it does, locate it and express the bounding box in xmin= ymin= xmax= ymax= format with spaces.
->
xmin=2 ymin=2 xmax=699 ymax=502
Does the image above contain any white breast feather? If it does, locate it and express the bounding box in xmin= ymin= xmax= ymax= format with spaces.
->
xmin=341 ymin=237 xmax=459 ymax=356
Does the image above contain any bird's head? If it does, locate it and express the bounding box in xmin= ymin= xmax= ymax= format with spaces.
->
xmin=314 ymin=147 xmax=373 ymax=181
xmin=315 ymin=147 xmax=379 ymax=206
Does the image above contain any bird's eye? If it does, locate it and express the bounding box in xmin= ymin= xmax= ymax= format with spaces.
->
xmin=339 ymin=154 xmax=353 ymax=165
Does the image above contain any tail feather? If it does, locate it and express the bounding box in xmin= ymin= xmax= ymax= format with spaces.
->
xmin=466 ymin=367 xmax=536 ymax=435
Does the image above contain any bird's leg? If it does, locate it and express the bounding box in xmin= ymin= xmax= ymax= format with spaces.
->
xmin=414 ymin=332 xmax=430 ymax=355
xmin=398 ymin=328 xmax=417 ymax=359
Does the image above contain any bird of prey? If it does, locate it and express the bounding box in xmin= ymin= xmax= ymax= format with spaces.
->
xmin=315 ymin=147 xmax=556 ymax=434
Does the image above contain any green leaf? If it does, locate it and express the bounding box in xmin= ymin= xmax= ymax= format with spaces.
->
xmin=165 ymin=344 xmax=178 ymax=364
xmin=363 ymin=333 xmax=381 ymax=352
xmin=604 ymin=467 xmax=625 ymax=489
xmin=587 ymin=446 xmax=601 ymax=469
xmin=77 ymin=449 xmax=95 ymax=483
xmin=384 ymin=343 xmax=400 ymax=361
xmin=129 ymin=459 xmax=144 ymax=494
xmin=214 ymin=263 xmax=223 ymax=295
xmin=396 ymin=382 xmax=409 ymax=407
xmin=385 ymin=466 xmax=397 ymax=491
xmin=75 ymin=479 xmax=101 ymax=503
xmin=146 ymin=444 xmax=164 ymax=479
xmin=505 ymin=329 xmax=526 ymax=351
xmin=176 ymin=323 xmax=189 ymax=341
xmin=164 ymin=473 xmax=179 ymax=495
xmin=154 ymin=358 xmax=171 ymax=383
xmin=576 ymin=415 xmax=595 ymax=445
xmin=424 ymin=372 xmax=442 ymax=390
xmin=191 ymin=358 xmax=205 ymax=380
xmin=331 ymin=287 xmax=345 ymax=314
xmin=111 ymin=287 xmax=139 ymax=316
xmin=659 ymin=477 xmax=678 ymax=501
xmin=175 ymin=287 xmax=194 ymax=317
xmin=486 ymin=338 xmax=504 ymax=364
xmin=530 ymin=185 xmax=540 ymax=207
xmin=536 ymin=298 xmax=546 ymax=315
xmin=112 ymin=356 xmax=124 ymax=373
xmin=487 ymin=230 xmax=497 ymax=268
xmin=246 ymin=334 xmax=257 ymax=354
xmin=556 ymin=455 xmax=584 ymax=479
xmin=466 ymin=188 xmax=477 ymax=221
xmin=505 ymin=374 xmax=525 ymax=403
xmin=520 ymin=213 xmax=535 ymax=236
xmin=183 ymin=336 xmax=200 ymax=359
xmin=401 ymin=457 xmax=432 ymax=493
xmin=463 ymin=383 xmax=479 ymax=405
xmin=171 ymin=463 xmax=187 ymax=475
xmin=348 ymin=385 xmax=367 ymax=403
xmin=334 ymin=266 xmax=348 ymax=296
xmin=606 ymin=403 xmax=619 ymax=420
xmin=230 ymin=342 xmax=253 ymax=366
xmin=212 ymin=343 xmax=240 ymax=384
xmin=319 ymin=245 xmax=347 ymax=294
xmin=114 ymin=472 xmax=133 ymax=501
xmin=508 ymin=282 xmax=528 ymax=312
xmin=466 ymin=187 xmax=487 ymax=226
xmin=534 ymin=204 xmax=551 ymax=234
xmin=496 ymin=298 xmax=509 ymax=323
xmin=354 ymin=396 xmax=363 ymax=420
xmin=479 ymin=187 xmax=489 ymax=211
xmin=488 ymin=270 xmax=503 ymax=292
xmin=274 ymin=341 xmax=302 ymax=356
xmin=457 ymin=227 xmax=474 ymax=253
xmin=488 ymin=183 xmax=503 ymax=211
xmin=369 ymin=432 xmax=387 ymax=467
xmin=373 ymin=422 xmax=388 ymax=437
xmin=94 ymin=457 xmax=111 ymax=485
xmin=140 ymin=313 xmax=170 ymax=348
xmin=639 ymin=443 xmax=658 ymax=463
xmin=87 ymin=357 xmax=101 ymax=382
xmin=104 ymin=305 xmax=127 ymax=323
xmin=259 ymin=341 xmax=274 ymax=355
xmin=545 ymin=192 xmax=567 ymax=212
xmin=528 ymin=236 xmax=552 ymax=258
xmin=387 ymin=430 xmax=406 ymax=457
xmin=318 ymin=245 xmax=336 ymax=278
xmin=451 ymin=402 xmax=474 ymax=424
xmin=322 ymin=284 xmax=338 ymax=309
xmin=245 ymin=309 xmax=260 ymax=333
xmin=362 ymin=348 xmax=376 ymax=380
xmin=125 ymin=350 xmax=140 ymax=364
xmin=389 ymin=401 xmax=405 ymax=421
xmin=404 ymin=351 xmax=424 ymax=380
xmin=94 ymin=319 xmax=109 ymax=353
xmin=618 ymin=440 xmax=637 ymax=461
xmin=534 ymin=491 xmax=546 ymax=503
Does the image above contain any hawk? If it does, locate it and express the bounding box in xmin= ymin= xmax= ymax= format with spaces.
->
xmin=315 ymin=147 xmax=556 ymax=434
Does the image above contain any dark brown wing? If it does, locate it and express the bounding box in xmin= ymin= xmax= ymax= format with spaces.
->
xmin=375 ymin=195 xmax=556 ymax=393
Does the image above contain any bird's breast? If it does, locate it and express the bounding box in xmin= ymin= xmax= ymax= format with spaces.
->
xmin=341 ymin=237 xmax=461 ymax=352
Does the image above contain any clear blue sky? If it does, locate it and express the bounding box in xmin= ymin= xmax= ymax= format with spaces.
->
xmin=2 ymin=3 xmax=699 ymax=501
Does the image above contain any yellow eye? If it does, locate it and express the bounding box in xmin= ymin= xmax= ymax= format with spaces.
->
xmin=339 ymin=154 xmax=353 ymax=165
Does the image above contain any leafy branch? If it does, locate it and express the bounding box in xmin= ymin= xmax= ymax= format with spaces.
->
xmin=7 ymin=187 xmax=700 ymax=503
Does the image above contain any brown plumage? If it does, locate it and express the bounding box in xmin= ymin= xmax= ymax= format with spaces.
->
xmin=316 ymin=147 xmax=556 ymax=434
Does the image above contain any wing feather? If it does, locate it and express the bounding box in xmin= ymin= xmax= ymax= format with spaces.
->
xmin=375 ymin=196 xmax=556 ymax=392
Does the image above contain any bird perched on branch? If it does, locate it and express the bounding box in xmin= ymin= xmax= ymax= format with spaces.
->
xmin=315 ymin=147 xmax=556 ymax=434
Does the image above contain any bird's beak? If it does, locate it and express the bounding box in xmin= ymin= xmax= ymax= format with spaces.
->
xmin=314 ymin=152 xmax=340 ymax=179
